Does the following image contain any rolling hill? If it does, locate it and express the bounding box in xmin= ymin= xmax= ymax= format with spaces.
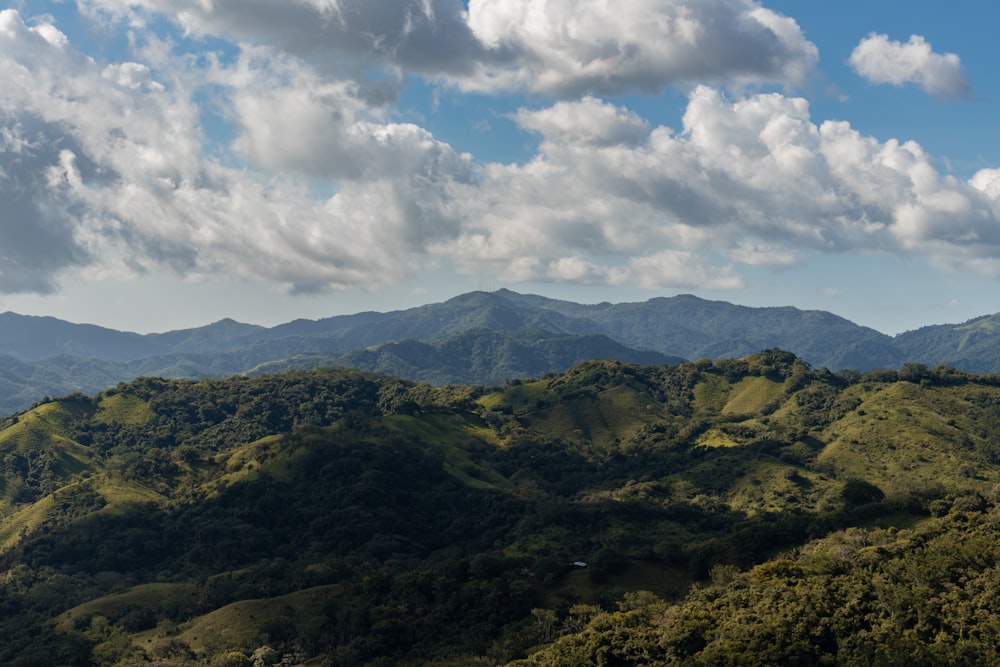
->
xmin=1 ymin=355 xmax=1000 ymax=665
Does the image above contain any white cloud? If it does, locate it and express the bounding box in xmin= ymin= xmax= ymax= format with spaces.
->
xmin=0 ymin=10 xmax=109 ymax=292
xmin=497 ymin=255 xmax=629 ymax=285
xmin=225 ymin=48 xmax=473 ymax=186
xmin=849 ymin=33 xmax=972 ymax=99
xmin=631 ymin=251 xmax=744 ymax=290
xmin=80 ymin=0 xmax=818 ymax=97
xmin=0 ymin=9 xmax=471 ymax=294
xmin=78 ymin=0 xmax=490 ymax=82
xmin=970 ymin=168 xmax=1000 ymax=201
xmin=727 ymin=242 xmax=799 ymax=268
xmin=512 ymin=96 xmax=649 ymax=147
xmin=439 ymin=89 xmax=1000 ymax=288
xmin=464 ymin=0 xmax=818 ymax=95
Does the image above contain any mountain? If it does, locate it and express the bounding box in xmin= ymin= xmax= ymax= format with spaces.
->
xmin=492 ymin=291 xmax=905 ymax=369
xmin=145 ymin=317 xmax=267 ymax=353
xmin=895 ymin=313 xmax=1000 ymax=374
xmin=0 ymin=312 xmax=159 ymax=361
xmin=247 ymin=289 xmax=906 ymax=370
xmin=2 ymin=355 xmax=1000 ymax=665
xmin=0 ymin=291 xmax=997 ymax=415
xmin=322 ymin=328 xmax=678 ymax=385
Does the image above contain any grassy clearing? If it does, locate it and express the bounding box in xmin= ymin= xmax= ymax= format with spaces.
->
xmin=93 ymin=476 xmax=166 ymax=511
xmin=381 ymin=413 xmax=510 ymax=490
xmin=213 ymin=435 xmax=290 ymax=489
xmin=476 ymin=381 xmax=550 ymax=413
xmin=170 ymin=585 xmax=343 ymax=655
xmin=726 ymin=460 xmax=839 ymax=515
xmin=55 ymin=583 xmax=196 ymax=632
xmin=0 ymin=476 xmax=148 ymax=552
xmin=0 ymin=494 xmax=56 ymax=550
xmin=692 ymin=376 xmax=731 ymax=416
xmin=696 ymin=427 xmax=741 ymax=448
xmin=0 ymin=402 xmax=90 ymax=451
xmin=0 ymin=402 xmax=98 ymax=492
xmin=722 ymin=376 xmax=785 ymax=416
xmin=94 ymin=393 xmax=155 ymax=426
xmin=818 ymin=382 xmax=1000 ymax=495
xmin=458 ymin=414 xmax=503 ymax=447
xmin=524 ymin=385 xmax=658 ymax=452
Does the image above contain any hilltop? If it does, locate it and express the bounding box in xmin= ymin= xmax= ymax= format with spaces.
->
xmin=1 ymin=354 xmax=1000 ymax=665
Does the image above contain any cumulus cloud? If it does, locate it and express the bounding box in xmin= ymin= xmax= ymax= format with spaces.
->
xmin=0 ymin=12 xmax=109 ymax=292
xmin=438 ymin=89 xmax=1000 ymax=288
xmin=511 ymin=96 xmax=649 ymax=147
xmin=849 ymin=33 xmax=972 ymax=99
xmin=970 ymin=168 xmax=1000 ymax=201
xmin=226 ymin=48 xmax=473 ymax=186
xmin=81 ymin=0 xmax=818 ymax=96
xmin=464 ymin=0 xmax=818 ymax=95
xmin=81 ymin=0 xmax=488 ymax=80
xmin=0 ymin=113 xmax=94 ymax=293
xmin=0 ymin=9 xmax=472 ymax=294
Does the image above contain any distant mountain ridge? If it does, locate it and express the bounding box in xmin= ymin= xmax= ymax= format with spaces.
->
xmin=0 ymin=289 xmax=997 ymax=414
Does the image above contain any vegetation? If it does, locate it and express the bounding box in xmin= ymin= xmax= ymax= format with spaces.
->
xmin=2 ymin=289 xmax=999 ymax=415
xmin=1 ymin=352 xmax=1000 ymax=665
xmin=896 ymin=312 xmax=1000 ymax=374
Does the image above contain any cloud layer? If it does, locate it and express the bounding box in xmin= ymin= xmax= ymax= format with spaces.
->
xmin=80 ymin=0 xmax=818 ymax=95
xmin=0 ymin=9 xmax=474 ymax=293
xmin=442 ymin=89 xmax=1000 ymax=286
xmin=0 ymin=4 xmax=996 ymax=301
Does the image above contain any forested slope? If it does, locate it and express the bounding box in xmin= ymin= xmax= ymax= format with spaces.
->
xmin=1 ymin=355 xmax=1000 ymax=665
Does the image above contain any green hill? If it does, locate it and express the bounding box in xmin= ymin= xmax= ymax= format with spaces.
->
xmin=1 ymin=355 xmax=1000 ymax=665
xmin=896 ymin=313 xmax=1000 ymax=374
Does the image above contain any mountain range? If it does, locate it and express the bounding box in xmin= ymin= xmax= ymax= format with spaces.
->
xmin=0 ymin=288 xmax=998 ymax=415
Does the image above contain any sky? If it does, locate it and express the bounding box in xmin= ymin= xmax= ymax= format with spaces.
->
xmin=0 ymin=1 xmax=998 ymax=335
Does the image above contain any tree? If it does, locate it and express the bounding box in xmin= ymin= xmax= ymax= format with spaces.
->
xmin=841 ymin=478 xmax=885 ymax=507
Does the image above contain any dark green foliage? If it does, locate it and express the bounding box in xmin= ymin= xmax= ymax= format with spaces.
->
xmin=1 ymin=356 xmax=1000 ymax=665
xmin=840 ymin=478 xmax=885 ymax=507
xmin=333 ymin=328 xmax=677 ymax=386
xmin=515 ymin=504 xmax=1000 ymax=666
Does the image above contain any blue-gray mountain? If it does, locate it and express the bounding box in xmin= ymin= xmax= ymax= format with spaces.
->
xmin=0 ymin=289 xmax=996 ymax=414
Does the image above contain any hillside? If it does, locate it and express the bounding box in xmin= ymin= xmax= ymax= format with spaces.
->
xmin=2 ymin=355 xmax=1000 ymax=665
xmin=2 ymin=290 xmax=999 ymax=416
xmin=896 ymin=313 xmax=1000 ymax=374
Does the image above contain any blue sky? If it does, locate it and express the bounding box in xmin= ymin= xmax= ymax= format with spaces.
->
xmin=0 ymin=1 xmax=998 ymax=335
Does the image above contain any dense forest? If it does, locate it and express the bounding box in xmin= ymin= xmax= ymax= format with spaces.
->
xmin=2 ymin=352 xmax=1000 ymax=665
